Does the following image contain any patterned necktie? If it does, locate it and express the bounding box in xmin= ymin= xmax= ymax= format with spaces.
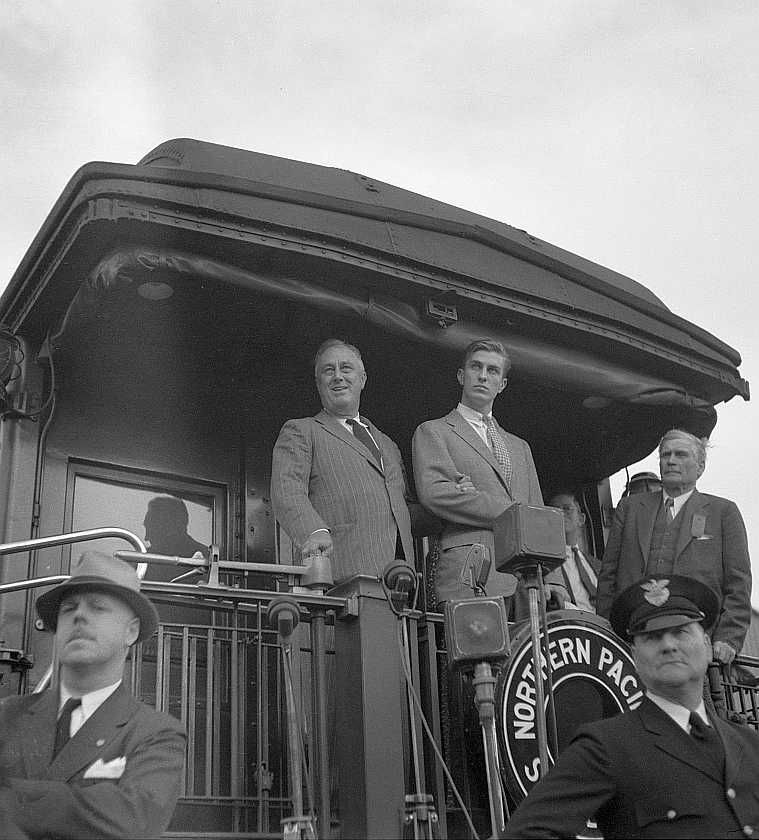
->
xmin=664 ymin=496 xmax=674 ymax=522
xmin=347 ymin=418 xmax=381 ymax=466
xmin=484 ymin=416 xmax=512 ymax=486
xmin=53 ymin=696 xmax=82 ymax=758
xmin=572 ymin=546 xmax=597 ymax=599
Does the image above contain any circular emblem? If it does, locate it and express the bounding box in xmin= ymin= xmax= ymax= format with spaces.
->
xmin=496 ymin=610 xmax=643 ymax=802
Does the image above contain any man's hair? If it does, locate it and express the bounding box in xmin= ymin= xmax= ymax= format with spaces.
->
xmin=548 ymin=490 xmax=582 ymax=511
xmin=658 ymin=428 xmax=708 ymax=472
xmin=460 ymin=339 xmax=512 ymax=373
xmin=147 ymin=496 xmax=190 ymax=529
xmin=313 ymin=339 xmax=364 ymax=375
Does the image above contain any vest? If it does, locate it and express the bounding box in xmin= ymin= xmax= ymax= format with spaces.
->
xmin=646 ymin=499 xmax=680 ymax=576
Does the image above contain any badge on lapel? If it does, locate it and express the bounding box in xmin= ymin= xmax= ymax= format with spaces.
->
xmin=83 ymin=756 xmax=126 ymax=779
xmin=691 ymin=514 xmax=712 ymax=540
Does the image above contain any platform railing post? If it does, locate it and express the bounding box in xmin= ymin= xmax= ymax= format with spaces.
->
xmin=331 ymin=574 xmax=410 ymax=839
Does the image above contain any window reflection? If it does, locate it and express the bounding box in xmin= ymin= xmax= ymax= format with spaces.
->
xmin=70 ymin=474 xmax=216 ymax=582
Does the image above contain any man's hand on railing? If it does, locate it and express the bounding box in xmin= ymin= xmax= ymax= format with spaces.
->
xmin=713 ymin=640 xmax=737 ymax=665
xmin=302 ymin=529 xmax=333 ymax=560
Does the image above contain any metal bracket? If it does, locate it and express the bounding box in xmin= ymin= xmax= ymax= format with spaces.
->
xmin=0 ymin=647 xmax=34 ymax=672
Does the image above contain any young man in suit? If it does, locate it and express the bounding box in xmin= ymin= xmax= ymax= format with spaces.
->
xmin=412 ymin=338 xmax=565 ymax=613
xmin=271 ymin=339 xmax=427 ymax=582
xmin=505 ymin=575 xmax=759 ymax=838
xmin=597 ymin=428 xmax=751 ymax=664
xmin=0 ymin=551 xmax=186 ymax=839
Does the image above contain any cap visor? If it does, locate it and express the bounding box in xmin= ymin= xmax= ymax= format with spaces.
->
xmin=632 ymin=612 xmax=702 ymax=635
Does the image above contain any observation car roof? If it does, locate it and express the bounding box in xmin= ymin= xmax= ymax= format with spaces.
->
xmin=0 ymin=137 xmax=749 ymax=481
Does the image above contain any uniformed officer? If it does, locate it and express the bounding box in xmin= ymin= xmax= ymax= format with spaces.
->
xmin=504 ymin=574 xmax=759 ymax=838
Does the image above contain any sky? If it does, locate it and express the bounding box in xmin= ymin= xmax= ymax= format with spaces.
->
xmin=2 ymin=1 xmax=758 ymax=603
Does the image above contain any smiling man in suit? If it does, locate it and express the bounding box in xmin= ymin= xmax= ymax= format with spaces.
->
xmin=271 ymin=339 xmax=425 ymax=582
xmin=412 ymin=338 xmax=566 ymax=613
xmin=0 ymin=551 xmax=186 ymax=839
xmin=597 ymin=428 xmax=751 ymax=664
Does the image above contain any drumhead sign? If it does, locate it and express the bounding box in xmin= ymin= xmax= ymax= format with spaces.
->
xmin=497 ymin=611 xmax=643 ymax=801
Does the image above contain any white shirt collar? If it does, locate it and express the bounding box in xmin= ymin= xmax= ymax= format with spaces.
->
xmin=662 ymin=487 xmax=695 ymax=518
xmin=59 ymin=680 xmax=122 ymax=720
xmin=456 ymin=402 xmax=490 ymax=424
xmin=646 ymin=691 xmax=709 ymax=733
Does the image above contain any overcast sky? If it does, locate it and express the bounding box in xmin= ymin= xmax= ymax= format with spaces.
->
xmin=2 ymin=1 xmax=757 ymax=604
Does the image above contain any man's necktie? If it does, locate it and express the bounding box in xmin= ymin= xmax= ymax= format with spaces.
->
xmin=53 ymin=697 xmax=82 ymax=758
xmin=664 ymin=496 xmax=674 ymax=523
xmin=347 ymin=418 xmax=381 ymax=466
xmin=572 ymin=546 xmax=597 ymax=600
xmin=484 ymin=416 xmax=513 ymax=486
xmin=689 ymin=711 xmax=718 ymax=745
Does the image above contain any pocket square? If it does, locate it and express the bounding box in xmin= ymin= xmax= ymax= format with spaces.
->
xmin=84 ymin=756 xmax=126 ymax=779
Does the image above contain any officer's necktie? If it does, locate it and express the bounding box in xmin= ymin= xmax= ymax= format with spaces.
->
xmin=571 ymin=546 xmax=598 ymax=600
xmin=53 ymin=696 xmax=82 ymax=758
xmin=689 ymin=711 xmax=718 ymax=745
xmin=347 ymin=418 xmax=381 ymax=466
xmin=484 ymin=416 xmax=513 ymax=486
xmin=664 ymin=496 xmax=674 ymax=523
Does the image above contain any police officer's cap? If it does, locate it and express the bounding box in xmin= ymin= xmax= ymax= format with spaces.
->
xmin=609 ymin=574 xmax=719 ymax=640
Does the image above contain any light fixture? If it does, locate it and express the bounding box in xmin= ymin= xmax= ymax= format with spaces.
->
xmin=137 ymin=280 xmax=174 ymax=301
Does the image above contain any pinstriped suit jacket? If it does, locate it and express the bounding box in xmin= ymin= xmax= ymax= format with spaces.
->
xmin=271 ymin=410 xmax=414 ymax=582
xmin=412 ymin=409 xmax=548 ymax=603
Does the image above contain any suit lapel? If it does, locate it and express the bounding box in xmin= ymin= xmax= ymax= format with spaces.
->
xmin=636 ymin=492 xmax=662 ymax=564
xmin=18 ymin=691 xmax=58 ymax=778
xmin=444 ymin=410 xmax=511 ymax=495
xmin=48 ymin=683 xmax=137 ymax=781
xmin=640 ymin=698 xmax=723 ymax=783
xmin=314 ymin=410 xmax=383 ymax=473
xmin=674 ymin=491 xmax=707 ymax=561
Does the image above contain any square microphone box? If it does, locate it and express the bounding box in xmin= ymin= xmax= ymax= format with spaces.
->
xmin=493 ymin=502 xmax=566 ymax=575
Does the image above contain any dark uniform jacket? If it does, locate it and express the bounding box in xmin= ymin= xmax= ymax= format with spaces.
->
xmin=0 ymin=683 xmax=186 ymax=839
xmin=597 ymin=490 xmax=751 ymax=653
xmin=504 ymin=697 xmax=759 ymax=838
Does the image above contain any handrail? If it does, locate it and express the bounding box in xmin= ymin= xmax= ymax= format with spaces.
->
xmin=0 ymin=575 xmax=69 ymax=595
xmin=0 ymin=528 xmax=148 ymax=694
xmin=0 ymin=527 xmax=147 ymax=578
xmin=0 ymin=527 xmax=147 ymax=556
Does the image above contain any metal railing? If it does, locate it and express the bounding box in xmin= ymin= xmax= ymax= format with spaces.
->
xmin=130 ymin=590 xmax=340 ymax=836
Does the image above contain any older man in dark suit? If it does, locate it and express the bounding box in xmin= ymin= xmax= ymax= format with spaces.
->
xmin=597 ymin=428 xmax=751 ymax=664
xmin=271 ymin=339 xmax=427 ymax=582
xmin=505 ymin=575 xmax=759 ymax=838
xmin=0 ymin=552 xmax=186 ymax=839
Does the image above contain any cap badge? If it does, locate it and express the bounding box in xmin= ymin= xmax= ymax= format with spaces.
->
xmin=641 ymin=578 xmax=670 ymax=607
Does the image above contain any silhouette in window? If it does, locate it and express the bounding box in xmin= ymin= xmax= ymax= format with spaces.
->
xmin=143 ymin=496 xmax=209 ymax=582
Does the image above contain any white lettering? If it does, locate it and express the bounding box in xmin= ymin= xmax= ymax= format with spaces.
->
xmin=549 ymin=641 xmax=563 ymax=671
xmin=626 ymin=690 xmax=644 ymax=709
xmin=597 ymin=646 xmax=615 ymax=671
xmin=524 ymin=757 xmax=541 ymax=783
xmin=620 ymin=674 xmax=639 ymax=697
xmin=515 ymin=680 xmax=536 ymax=705
xmin=576 ymin=637 xmax=591 ymax=665
xmin=558 ymin=636 xmax=577 ymax=664
xmin=606 ymin=658 xmax=624 ymax=686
